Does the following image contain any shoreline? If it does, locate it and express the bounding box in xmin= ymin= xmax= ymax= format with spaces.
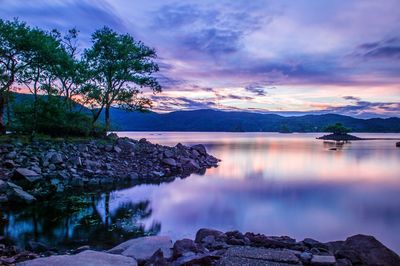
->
xmin=13 ymin=228 xmax=400 ymax=266
xmin=0 ymin=134 xmax=220 ymax=205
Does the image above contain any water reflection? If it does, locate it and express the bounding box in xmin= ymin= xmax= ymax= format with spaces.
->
xmin=1 ymin=133 xmax=400 ymax=253
xmin=1 ymin=191 xmax=160 ymax=250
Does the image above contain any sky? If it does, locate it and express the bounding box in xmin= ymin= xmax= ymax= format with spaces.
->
xmin=1 ymin=0 xmax=399 ymax=118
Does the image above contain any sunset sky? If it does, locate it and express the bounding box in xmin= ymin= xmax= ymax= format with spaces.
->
xmin=1 ymin=0 xmax=399 ymax=117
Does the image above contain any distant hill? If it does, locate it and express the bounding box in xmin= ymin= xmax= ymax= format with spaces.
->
xmin=107 ymin=108 xmax=400 ymax=133
xmin=8 ymin=93 xmax=400 ymax=133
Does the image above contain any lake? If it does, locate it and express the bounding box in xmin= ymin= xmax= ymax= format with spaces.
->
xmin=2 ymin=132 xmax=400 ymax=253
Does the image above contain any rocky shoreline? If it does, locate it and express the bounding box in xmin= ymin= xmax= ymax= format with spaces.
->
xmin=9 ymin=228 xmax=400 ymax=266
xmin=0 ymin=134 xmax=220 ymax=204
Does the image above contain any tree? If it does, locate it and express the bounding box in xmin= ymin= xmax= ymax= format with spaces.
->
xmin=83 ymin=27 xmax=161 ymax=133
xmin=0 ymin=19 xmax=35 ymax=134
xmin=0 ymin=19 xmax=66 ymax=134
xmin=325 ymin=123 xmax=351 ymax=134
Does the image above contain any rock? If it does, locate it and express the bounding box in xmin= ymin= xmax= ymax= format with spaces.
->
xmin=113 ymin=146 xmax=122 ymax=153
xmin=12 ymin=168 xmax=42 ymax=186
xmin=129 ymin=172 xmax=139 ymax=180
xmin=335 ymin=234 xmax=400 ymax=266
xmin=162 ymin=158 xmax=177 ymax=167
xmin=108 ymin=236 xmax=173 ymax=261
xmin=192 ymin=144 xmax=207 ymax=155
xmin=104 ymin=145 xmax=113 ymax=152
xmin=70 ymin=156 xmax=82 ymax=167
xmin=3 ymin=160 xmax=15 ymax=169
xmin=245 ymin=233 xmax=296 ymax=249
xmin=107 ymin=133 xmax=119 ymax=140
xmin=8 ymin=187 xmax=36 ymax=203
xmin=27 ymin=241 xmax=49 ymax=253
xmin=299 ymin=251 xmax=313 ymax=263
xmin=117 ymin=139 xmax=137 ymax=152
xmin=78 ymin=144 xmax=88 ymax=152
xmin=5 ymin=151 xmax=17 ymax=160
xmin=16 ymin=250 xmax=137 ymax=266
xmin=72 ymin=245 xmax=91 ymax=254
xmin=182 ymin=159 xmax=201 ymax=173
xmin=48 ymin=164 xmax=56 ymax=171
xmin=218 ymin=246 xmax=300 ymax=265
xmin=0 ymin=180 xmax=8 ymax=192
xmin=164 ymin=149 xmax=174 ymax=158
xmin=311 ymin=255 xmax=336 ymax=265
xmin=195 ymin=228 xmax=226 ymax=243
xmin=173 ymin=239 xmax=199 ymax=258
xmin=176 ymin=252 xmax=220 ymax=265
xmin=30 ymin=166 xmax=42 ymax=174
xmin=50 ymin=153 xmax=63 ymax=164
xmin=0 ymin=194 xmax=8 ymax=203
xmin=144 ymin=249 xmax=168 ymax=266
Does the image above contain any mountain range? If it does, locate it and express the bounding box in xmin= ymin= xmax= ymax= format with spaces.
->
xmin=8 ymin=93 xmax=400 ymax=132
xmin=107 ymin=108 xmax=400 ymax=133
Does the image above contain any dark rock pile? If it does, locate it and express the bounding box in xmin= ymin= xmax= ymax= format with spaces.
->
xmin=0 ymin=135 xmax=219 ymax=204
xmin=317 ymin=133 xmax=362 ymax=141
xmin=17 ymin=228 xmax=400 ymax=266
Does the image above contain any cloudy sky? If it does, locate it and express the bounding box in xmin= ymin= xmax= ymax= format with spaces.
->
xmin=1 ymin=0 xmax=399 ymax=117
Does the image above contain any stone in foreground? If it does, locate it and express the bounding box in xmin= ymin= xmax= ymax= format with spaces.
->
xmin=218 ymin=246 xmax=300 ymax=265
xmin=108 ymin=236 xmax=173 ymax=261
xmin=16 ymin=250 xmax=137 ymax=266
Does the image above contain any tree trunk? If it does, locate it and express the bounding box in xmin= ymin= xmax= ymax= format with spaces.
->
xmin=105 ymin=105 xmax=110 ymax=133
xmin=0 ymin=93 xmax=6 ymax=135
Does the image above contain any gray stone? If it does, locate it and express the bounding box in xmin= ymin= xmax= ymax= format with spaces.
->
xmin=108 ymin=236 xmax=173 ymax=261
xmin=50 ymin=153 xmax=63 ymax=164
xmin=223 ymin=246 xmax=300 ymax=264
xmin=12 ymin=168 xmax=42 ymax=185
xmin=114 ymin=146 xmax=122 ymax=153
xmin=195 ymin=228 xmax=225 ymax=243
xmin=49 ymin=164 xmax=56 ymax=171
xmin=17 ymin=250 xmax=137 ymax=266
xmin=216 ymin=256 xmax=294 ymax=266
xmin=164 ymin=149 xmax=174 ymax=158
xmin=105 ymin=145 xmax=113 ymax=152
xmin=30 ymin=166 xmax=42 ymax=174
xmin=162 ymin=158 xmax=177 ymax=167
xmin=311 ymin=255 xmax=336 ymax=265
xmin=335 ymin=234 xmax=400 ymax=266
xmin=5 ymin=151 xmax=17 ymax=160
xmin=192 ymin=144 xmax=207 ymax=155
xmin=9 ymin=187 xmax=36 ymax=203
xmin=3 ymin=160 xmax=15 ymax=169
xmin=129 ymin=173 xmax=139 ymax=180
xmin=182 ymin=159 xmax=201 ymax=173
xmin=78 ymin=144 xmax=88 ymax=152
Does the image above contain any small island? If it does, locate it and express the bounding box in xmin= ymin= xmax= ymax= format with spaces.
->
xmin=317 ymin=123 xmax=362 ymax=141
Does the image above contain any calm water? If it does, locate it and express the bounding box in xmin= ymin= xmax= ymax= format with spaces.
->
xmin=2 ymin=132 xmax=400 ymax=252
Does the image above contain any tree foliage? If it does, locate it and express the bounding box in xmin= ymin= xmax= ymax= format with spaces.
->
xmin=325 ymin=123 xmax=351 ymax=134
xmin=82 ymin=27 xmax=161 ymax=132
xmin=0 ymin=19 xmax=161 ymax=136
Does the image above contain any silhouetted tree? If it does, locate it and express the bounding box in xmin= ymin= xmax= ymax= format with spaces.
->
xmin=83 ymin=27 xmax=161 ymax=133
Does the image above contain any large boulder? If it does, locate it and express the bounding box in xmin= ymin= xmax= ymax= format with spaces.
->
xmin=217 ymin=246 xmax=300 ymax=265
xmin=16 ymin=250 xmax=136 ymax=266
xmin=12 ymin=168 xmax=42 ymax=187
xmin=195 ymin=228 xmax=225 ymax=243
xmin=108 ymin=236 xmax=173 ymax=262
xmin=333 ymin=234 xmax=400 ymax=266
xmin=173 ymin=239 xmax=200 ymax=258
